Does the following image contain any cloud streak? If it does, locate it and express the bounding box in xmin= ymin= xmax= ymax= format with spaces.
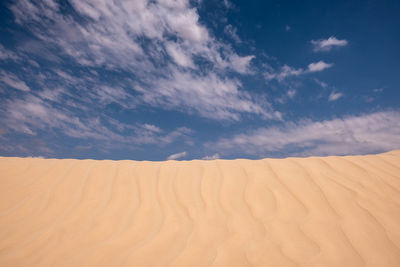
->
xmin=7 ymin=0 xmax=271 ymax=121
xmin=167 ymin=151 xmax=187 ymax=160
xmin=202 ymin=153 xmax=220 ymax=160
xmin=328 ymin=92 xmax=343 ymax=101
xmin=311 ymin=36 xmax=348 ymax=52
xmin=0 ymin=71 xmax=31 ymax=92
xmin=265 ymin=61 xmax=333 ymax=82
xmin=0 ymin=94 xmax=192 ymax=147
xmin=208 ymin=111 xmax=400 ymax=157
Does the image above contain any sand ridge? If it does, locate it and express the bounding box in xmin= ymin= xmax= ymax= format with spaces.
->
xmin=0 ymin=150 xmax=400 ymax=266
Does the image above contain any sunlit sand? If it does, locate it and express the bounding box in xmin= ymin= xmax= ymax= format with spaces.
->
xmin=1 ymin=150 xmax=400 ymax=266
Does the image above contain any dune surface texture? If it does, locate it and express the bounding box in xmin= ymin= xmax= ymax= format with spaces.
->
xmin=1 ymin=151 xmax=400 ymax=266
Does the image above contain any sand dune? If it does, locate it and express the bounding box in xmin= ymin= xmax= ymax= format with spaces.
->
xmin=0 ymin=151 xmax=400 ymax=266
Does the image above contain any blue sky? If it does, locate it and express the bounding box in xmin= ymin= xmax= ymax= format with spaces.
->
xmin=0 ymin=0 xmax=399 ymax=160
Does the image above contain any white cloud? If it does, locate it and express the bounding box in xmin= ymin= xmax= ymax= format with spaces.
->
xmin=142 ymin=124 xmax=162 ymax=133
xmin=229 ymin=55 xmax=255 ymax=74
xmin=308 ymin=61 xmax=333 ymax=72
xmin=265 ymin=61 xmax=333 ymax=82
xmin=8 ymin=0 xmax=264 ymax=121
xmin=160 ymin=127 xmax=192 ymax=144
xmin=264 ymin=65 xmax=303 ymax=82
xmin=287 ymin=89 xmax=296 ymax=99
xmin=314 ymin=79 xmax=328 ymax=88
xmin=167 ymin=151 xmax=187 ymax=160
xmin=0 ymin=71 xmax=31 ymax=92
xmin=137 ymin=68 xmax=276 ymax=121
xmin=208 ymin=110 xmax=400 ymax=157
xmin=311 ymin=36 xmax=348 ymax=52
xmin=328 ymin=91 xmax=343 ymax=101
xmin=165 ymin=41 xmax=194 ymax=68
xmin=0 ymin=44 xmax=20 ymax=61
xmin=285 ymin=25 xmax=291 ymax=31
xmin=202 ymin=153 xmax=220 ymax=160
xmin=91 ymin=86 xmax=133 ymax=108
xmin=0 ymin=94 xmax=192 ymax=146
xmin=53 ymin=70 xmax=77 ymax=84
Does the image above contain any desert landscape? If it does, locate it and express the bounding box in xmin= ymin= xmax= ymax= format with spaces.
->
xmin=1 ymin=0 xmax=400 ymax=266
xmin=0 ymin=150 xmax=400 ymax=266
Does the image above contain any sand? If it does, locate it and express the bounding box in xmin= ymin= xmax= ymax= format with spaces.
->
xmin=0 ymin=150 xmax=400 ymax=266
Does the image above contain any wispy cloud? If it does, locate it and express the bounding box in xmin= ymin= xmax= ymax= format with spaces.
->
xmin=138 ymin=69 xmax=275 ymax=120
xmin=0 ymin=44 xmax=20 ymax=61
xmin=167 ymin=151 xmax=187 ymax=160
xmin=264 ymin=65 xmax=303 ymax=82
xmin=311 ymin=36 xmax=348 ymax=52
xmin=314 ymin=79 xmax=328 ymax=88
xmin=265 ymin=61 xmax=333 ymax=82
xmin=0 ymin=71 xmax=31 ymax=92
xmin=328 ymin=91 xmax=343 ymax=101
xmin=208 ymin=110 xmax=400 ymax=157
xmin=0 ymin=94 xmax=192 ymax=146
xmin=142 ymin=124 xmax=162 ymax=133
xmin=202 ymin=153 xmax=220 ymax=160
xmin=287 ymin=89 xmax=296 ymax=99
xmin=7 ymin=0 xmax=272 ymax=121
xmin=224 ymin=24 xmax=242 ymax=44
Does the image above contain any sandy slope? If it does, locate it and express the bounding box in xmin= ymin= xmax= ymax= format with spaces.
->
xmin=0 ymin=151 xmax=400 ymax=266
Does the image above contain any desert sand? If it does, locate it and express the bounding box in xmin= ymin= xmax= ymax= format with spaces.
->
xmin=0 ymin=150 xmax=400 ymax=266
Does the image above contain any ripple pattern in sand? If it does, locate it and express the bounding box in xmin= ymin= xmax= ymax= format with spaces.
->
xmin=1 ymin=151 xmax=400 ymax=266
